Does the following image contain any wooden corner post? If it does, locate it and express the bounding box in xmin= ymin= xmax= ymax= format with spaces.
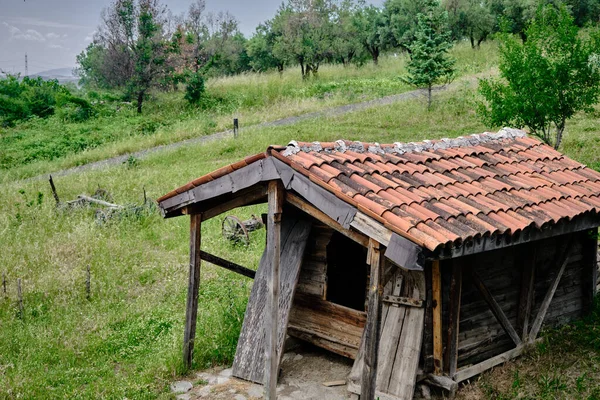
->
xmin=265 ymin=181 xmax=284 ymax=399
xmin=445 ymin=260 xmax=462 ymax=378
xmin=361 ymin=239 xmax=383 ymax=400
xmin=432 ymin=260 xmax=443 ymax=375
xmin=183 ymin=213 xmax=202 ymax=370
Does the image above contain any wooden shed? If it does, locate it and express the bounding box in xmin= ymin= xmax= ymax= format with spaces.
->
xmin=157 ymin=128 xmax=600 ymax=400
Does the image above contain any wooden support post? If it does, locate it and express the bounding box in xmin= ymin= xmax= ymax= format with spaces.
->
xmin=183 ymin=213 xmax=202 ymax=370
xmin=265 ymin=181 xmax=283 ymax=399
xmin=529 ymin=237 xmax=573 ymax=341
xmin=517 ymin=246 xmax=536 ymax=341
xmin=445 ymin=261 xmax=462 ymax=378
xmin=361 ymin=239 xmax=383 ymax=400
xmin=471 ymin=267 xmax=522 ymax=346
xmin=583 ymin=229 xmax=598 ymax=315
xmin=432 ymin=260 xmax=443 ymax=375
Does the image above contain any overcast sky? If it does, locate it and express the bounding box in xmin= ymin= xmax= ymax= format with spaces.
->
xmin=0 ymin=0 xmax=383 ymax=75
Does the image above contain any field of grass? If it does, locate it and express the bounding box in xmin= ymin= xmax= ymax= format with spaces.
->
xmin=0 ymin=41 xmax=498 ymax=183
xmin=1 ymin=41 xmax=599 ymax=399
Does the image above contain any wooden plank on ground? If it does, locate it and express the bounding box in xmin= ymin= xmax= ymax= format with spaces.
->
xmin=232 ymin=209 xmax=312 ymax=384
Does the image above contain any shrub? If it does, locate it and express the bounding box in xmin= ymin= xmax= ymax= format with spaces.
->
xmin=184 ymin=72 xmax=206 ymax=105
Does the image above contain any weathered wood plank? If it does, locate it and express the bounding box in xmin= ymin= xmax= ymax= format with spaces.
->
xmin=362 ymin=239 xmax=384 ymax=400
xmin=445 ymin=260 xmax=462 ymax=378
xmin=454 ymin=340 xmax=540 ymax=383
xmin=471 ymin=268 xmax=522 ymax=346
xmin=200 ymin=251 xmax=255 ymax=279
xmin=183 ymin=213 xmax=202 ymax=370
xmin=382 ymin=295 xmax=423 ymax=308
xmin=517 ymin=245 xmax=536 ymax=341
xmin=432 ymin=260 xmax=443 ymax=375
xmin=287 ymin=193 xmax=368 ymax=247
xmin=232 ymin=209 xmax=312 ymax=385
xmin=350 ymin=212 xmax=392 ymax=247
xmin=529 ymin=237 xmax=573 ymax=341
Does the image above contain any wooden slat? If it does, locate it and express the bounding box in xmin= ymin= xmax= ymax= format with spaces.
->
xmin=200 ymin=251 xmax=255 ymax=279
xmin=517 ymin=246 xmax=536 ymax=341
xmin=471 ymin=268 xmax=522 ymax=346
xmin=529 ymin=237 xmax=573 ymax=341
xmin=445 ymin=261 xmax=462 ymax=378
xmin=287 ymin=193 xmax=368 ymax=247
xmin=361 ymin=239 xmax=383 ymax=400
xmin=432 ymin=260 xmax=443 ymax=375
xmin=183 ymin=213 xmax=202 ymax=370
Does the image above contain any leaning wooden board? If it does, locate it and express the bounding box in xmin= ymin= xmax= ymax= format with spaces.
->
xmin=348 ymin=267 xmax=426 ymax=400
xmin=232 ymin=211 xmax=312 ymax=384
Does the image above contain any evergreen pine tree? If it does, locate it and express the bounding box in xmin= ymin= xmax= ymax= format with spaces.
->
xmin=406 ymin=0 xmax=455 ymax=109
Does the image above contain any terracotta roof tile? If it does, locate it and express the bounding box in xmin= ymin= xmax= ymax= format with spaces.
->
xmin=159 ymin=129 xmax=600 ymax=251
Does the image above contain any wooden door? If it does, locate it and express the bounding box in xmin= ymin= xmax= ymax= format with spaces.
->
xmin=348 ymin=267 xmax=426 ymax=400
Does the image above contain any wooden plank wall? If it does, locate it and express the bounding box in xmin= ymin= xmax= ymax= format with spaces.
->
xmin=295 ymin=222 xmax=332 ymax=298
xmin=420 ymin=231 xmax=592 ymax=373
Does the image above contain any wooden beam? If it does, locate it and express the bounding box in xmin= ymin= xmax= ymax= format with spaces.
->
xmin=432 ymin=260 xmax=443 ymax=375
xmin=517 ymin=245 xmax=536 ymax=341
xmin=361 ymin=239 xmax=384 ymax=400
xmin=286 ymin=193 xmax=369 ymax=247
xmin=583 ymin=228 xmax=598 ymax=315
xmin=183 ymin=213 xmax=202 ymax=370
xmin=454 ymin=339 xmax=541 ymax=383
xmin=471 ymin=267 xmax=522 ymax=346
xmin=445 ymin=261 xmax=462 ymax=378
xmin=182 ymin=185 xmax=268 ymax=219
xmin=382 ymin=294 xmax=423 ymax=308
xmin=200 ymin=251 xmax=255 ymax=279
xmin=529 ymin=237 xmax=573 ymax=341
xmin=264 ymin=181 xmax=284 ymax=399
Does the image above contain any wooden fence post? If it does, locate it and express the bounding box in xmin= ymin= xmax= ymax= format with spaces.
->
xmin=86 ymin=265 xmax=91 ymax=301
xmin=2 ymin=272 xmax=6 ymax=299
xmin=17 ymin=278 xmax=23 ymax=319
xmin=265 ymin=181 xmax=283 ymax=399
xmin=233 ymin=118 xmax=239 ymax=139
xmin=183 ymin=213 xmax=202 ymax=370
xmin=361 ymin=239 xmax=383 ymax=400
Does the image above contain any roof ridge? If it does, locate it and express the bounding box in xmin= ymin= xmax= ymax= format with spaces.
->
xmin=281 ymin=128 xmax=528 ymax=157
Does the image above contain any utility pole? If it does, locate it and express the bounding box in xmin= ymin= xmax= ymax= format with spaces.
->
xmin=25 ymin=53 xmax=28 ymax=77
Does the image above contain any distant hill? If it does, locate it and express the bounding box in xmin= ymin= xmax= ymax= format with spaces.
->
xmin=31 ymin=68 xmax=79 ymax=84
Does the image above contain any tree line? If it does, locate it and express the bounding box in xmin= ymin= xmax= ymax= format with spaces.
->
xmin=75 ymin=0 xmax=600 ymax=113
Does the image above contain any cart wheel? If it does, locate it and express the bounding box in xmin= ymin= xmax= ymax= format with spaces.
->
xmin=222 ymin=215 xmax=250 ymax=245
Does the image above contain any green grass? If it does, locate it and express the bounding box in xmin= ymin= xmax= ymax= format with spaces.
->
xmin=0 ymin=41 xmax=498 ymax=183
xmin=1 ymin=45 xmax=599 ymax=398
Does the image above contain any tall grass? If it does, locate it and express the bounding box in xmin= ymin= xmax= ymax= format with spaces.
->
xmin=0 ymin=41 xmax=498 ymax=183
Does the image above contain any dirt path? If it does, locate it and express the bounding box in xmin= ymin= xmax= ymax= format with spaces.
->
xmin=25 ymin=79 xmax=473 ymax=182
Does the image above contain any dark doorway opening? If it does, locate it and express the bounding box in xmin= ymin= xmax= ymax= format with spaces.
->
xmin=326 ymin=232 xmax=369 ymax=311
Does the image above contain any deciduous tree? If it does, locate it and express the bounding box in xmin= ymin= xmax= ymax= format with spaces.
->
xmin=479 ymin=4 xmax=600 ymax=149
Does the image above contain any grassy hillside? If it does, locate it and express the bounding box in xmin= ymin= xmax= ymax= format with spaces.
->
xmin=1 ymin=43 xmax=599 ymax=399
xmin=0 ymin=42 xmax=497 ymax=183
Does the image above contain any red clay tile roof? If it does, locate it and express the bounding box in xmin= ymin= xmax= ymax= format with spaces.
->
xmin=159 ymin=129 xmax=600 ymax=251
